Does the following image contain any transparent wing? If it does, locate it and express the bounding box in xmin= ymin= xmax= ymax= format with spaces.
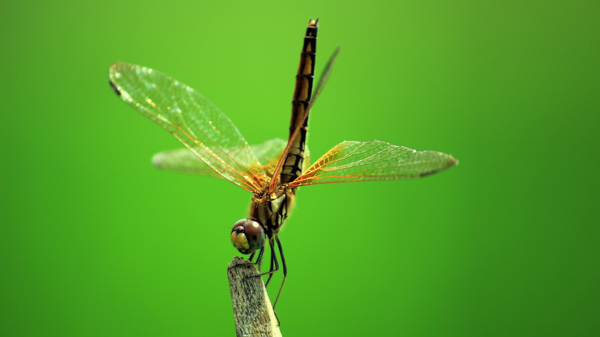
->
xmin=249 ymin=138 xmax=289 ymax=173
xmin=307 ymin=46 xmax=341 ymax=112
xmin=152 ymin=138 xmax=288 ymax=178
xmin=153 ymin=138 xmax=311 ymax=184
xmin=289 ymin=140 xmax=458 ymax=187
xmin=109 ymin=62 xmax=264 ymax=192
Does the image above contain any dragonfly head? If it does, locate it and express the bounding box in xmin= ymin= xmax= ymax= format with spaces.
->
xmin=230 ymin=219 xmax=266 ymax=255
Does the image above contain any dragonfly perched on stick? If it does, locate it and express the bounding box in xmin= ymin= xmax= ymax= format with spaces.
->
xmin=108 ymin=18 xmax=458 ymax=317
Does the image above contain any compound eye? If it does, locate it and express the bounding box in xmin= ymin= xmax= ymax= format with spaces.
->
xmin=230 ymin=219 xmax=265 ymax=254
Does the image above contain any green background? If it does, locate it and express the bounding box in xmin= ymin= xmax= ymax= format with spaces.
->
xmin=1 ymin=0 xmax=598 ymax=336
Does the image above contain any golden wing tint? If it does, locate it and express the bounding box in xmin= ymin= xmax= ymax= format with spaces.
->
xmin=153 ymin=138 xmax=288 ymax=179
xmin=109 ymin=62 xmax=264 ymax=192
xmin=289 ymin=140 xmax=457 ymax=187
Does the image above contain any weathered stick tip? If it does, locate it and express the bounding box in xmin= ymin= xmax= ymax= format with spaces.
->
xmin=228 ymin=257 xmax=281 ymax=337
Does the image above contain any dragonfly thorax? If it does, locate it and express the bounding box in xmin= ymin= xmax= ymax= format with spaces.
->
xmin=230 ymin=186 xmax=295 ymax=255
xmin=250 ymin=186 xmax=295 ymax=240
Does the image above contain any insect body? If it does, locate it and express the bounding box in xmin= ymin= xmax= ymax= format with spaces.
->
xmin=109 ymin=18 xmax=458 ymax=313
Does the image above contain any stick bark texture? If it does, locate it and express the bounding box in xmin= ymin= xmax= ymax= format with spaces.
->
xmin=228 ymin=256 xmax=282 ymax=337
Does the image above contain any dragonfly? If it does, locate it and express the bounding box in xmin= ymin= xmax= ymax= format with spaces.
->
xmin=108 ymin=18 xmax=458 ymax=314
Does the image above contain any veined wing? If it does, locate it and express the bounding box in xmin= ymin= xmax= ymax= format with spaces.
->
xmin=152 ymin=138 xmax=286 ymax=178
xmin=289 ymin=140 xmax=457 ymax=187
xmin=109 ymin=62 xmax=264 ymax=192
xmin=307 ymin=46 xmax=341 ymax=112
xmin=153 ymin=138 xmax=311 ymax=182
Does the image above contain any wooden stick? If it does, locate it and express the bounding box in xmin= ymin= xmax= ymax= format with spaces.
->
xmin=228 ymin=256 xmax=282 ymax=337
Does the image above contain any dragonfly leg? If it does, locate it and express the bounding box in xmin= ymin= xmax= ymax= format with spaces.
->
xmin=254 ymin=245 xmax=266 ymax=273
xmin=264 ymin=242 xmax=277 ymax=287
xmin=272 ymin=236 xmax=287 ymax=311
xmin=255 ymin=239 xmax=283 ymax=325
xmin=251 ymin=239 xmax=279 ymax=278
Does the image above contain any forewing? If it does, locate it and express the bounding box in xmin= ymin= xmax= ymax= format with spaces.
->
xmin=289 ymin=140 xmax=457 ymax=187
xmin=152 ymin=138 xmax=290 ymax=181
xmin=109 ymin=62 xmax=264 ymax=192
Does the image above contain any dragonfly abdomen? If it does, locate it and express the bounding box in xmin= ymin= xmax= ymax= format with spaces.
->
xmin=281 ymin=19 xmax=318 ymax=185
